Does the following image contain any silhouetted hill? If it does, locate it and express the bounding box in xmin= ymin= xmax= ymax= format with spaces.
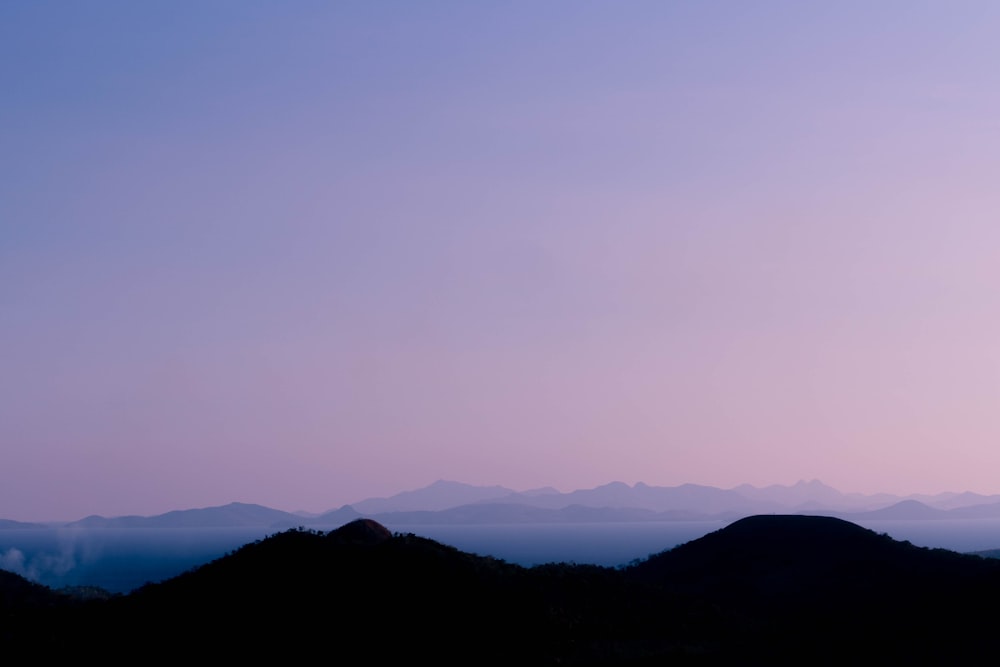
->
xmin=99 ymin=520 xmax=567 ymax=662
xmin=0 ymin=569 xmax=107 ymax=645
xmin=630 ymin=515 xmax=1000 ymax=661
xmin=634 ymin=514 xmax=960 ymax=583
xmin=0 ymin=569 xmax=60 ymax=609
xmin=6 ymin=515 xmax=1000 ymax=663
xmin=326 ymin=516 xmax=392 ymax=543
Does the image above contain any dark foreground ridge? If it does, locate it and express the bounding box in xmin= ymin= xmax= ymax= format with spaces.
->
xmin=3 ymin=516 xmax=1000 ymax=664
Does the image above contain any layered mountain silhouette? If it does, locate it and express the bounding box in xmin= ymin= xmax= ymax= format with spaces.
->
xmin=69 ymin=502 xmax=303 ymax=529
xmin=4 ymin=515 xmax=1000 ymax=663
xmin=19 ymin=479 xmax=1000 ymax=528
xmin=350 ymin=479 xmax=519 ymax=513
xmin=343 ymin=478 xmax=1000 ymax=523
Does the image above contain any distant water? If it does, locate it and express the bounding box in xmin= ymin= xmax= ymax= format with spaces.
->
xmin=0 ymin=527 xmax=273 ymax=593
xmin=851 ymin=518 xmax=1000 ymax=553
xmin=379 ymin=521 xmax=729 ymax=567
xmin=4 ymin=518 xmax=1000 ymax=594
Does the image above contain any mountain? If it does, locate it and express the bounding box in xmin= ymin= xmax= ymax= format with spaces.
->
xmin=633 ymin=514 xmax=972 ymax=583
xmin=839 ymin=499 xmax=1000 ymax=521
xmin=838 ymin=499 xmax=950 ymax=520
xmin=10 ymin=480 xmax=1000 ymax=530
xmin=946 ymin=500 xmax=1000 ymax=519
xmin=358 ymin=478 xmax=1000 ymax=519
xmin=629 ymin=514 xmax=1000 ymax=661
xmin=72 ymin=519 xmax=565 ymax=662
xmin=519 ymin=486 xmax=562 ymax=497
xmin=0 ymin=568 xmax=64 ymax=609
xmin=378 ymin=479 xmax=943 ymax=516
xmin=910 ymin=490 xmax=1000 ymax=510
xmin=66 ymin=502 xmax=301 ymax=529
xmin=492 ymin=481 xmax=781 ymax=514
xmin=6 ymin=515 xmax=1000 ymax=662
xmin=350 ymin=479 xmax=517 ymax=513
xmin=731 ymin=478 xmax=864 ymax=510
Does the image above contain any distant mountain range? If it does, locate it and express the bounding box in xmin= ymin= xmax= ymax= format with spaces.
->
xmin=68 ymin=502 xmax=305 ymax=529
xmin=8 ymin=479 xmax=1000 ymax=529
xmin=348 ymin=478 xmax=1000 ymax=516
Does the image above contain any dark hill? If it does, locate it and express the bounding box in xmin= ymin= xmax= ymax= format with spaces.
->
xmin=95 ymin=522 xmax=588 ymax=663
xmin=635 ymin=513 xmax=920 ymax=582
xmin=630 ymin=515 xmax=1000 ymax=662
xmin=327 ymin=516 xmax=392 ymax=543
xmin=633 ymin=513 xmax=997 ymax=601
xmin=0 ymin=569 xmax=61 ymax=610
xmin=6 ymin=516 xmax=1000 ymax=664
xmin=0 ymin=569 xmax=108 ymax=645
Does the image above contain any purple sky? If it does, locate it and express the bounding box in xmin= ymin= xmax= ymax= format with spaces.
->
xmin=4 ymin=3 xmax=1000 ymax=521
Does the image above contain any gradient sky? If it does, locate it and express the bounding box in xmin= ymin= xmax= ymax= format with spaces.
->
xmin=4 ymin=2 xmax=1000 ymax=521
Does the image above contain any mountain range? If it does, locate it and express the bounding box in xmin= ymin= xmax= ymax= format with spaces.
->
xmin=12 ymin=479 xmax=1000 ymax=529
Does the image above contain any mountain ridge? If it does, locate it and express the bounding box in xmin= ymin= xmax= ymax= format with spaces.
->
xmin=10 ymin=480 xmax=1000 ymax=526
xmin=5 ymin=515 xmax=1000 ymax=662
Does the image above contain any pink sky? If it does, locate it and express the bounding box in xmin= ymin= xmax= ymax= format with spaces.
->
xmin=4 ymin=3 xmax=1000 ymax=521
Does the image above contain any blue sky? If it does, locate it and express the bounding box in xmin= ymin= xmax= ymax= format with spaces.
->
xmin=4 ymin=2 xmax=1000 ymax=520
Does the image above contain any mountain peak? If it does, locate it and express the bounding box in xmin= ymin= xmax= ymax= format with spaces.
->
xmin=328 ymin=518 xmax=392 ymax=545
xmin=429 ymin=480 xmax=468 ymax=488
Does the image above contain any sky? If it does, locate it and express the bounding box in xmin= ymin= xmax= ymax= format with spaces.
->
xmin=4 ymin=2 xmax=1000 ymax=521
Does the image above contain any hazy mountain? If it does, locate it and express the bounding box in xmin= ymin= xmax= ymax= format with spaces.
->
xmin=66 ymin=502 xmax=301 ymax=529
xmin=835 ymin=499 xmax=1000 ymax=521
xmin=730 ymin=478 xmax=874 ymax=510
xmin=376 ymin=479 xmax=924 ymax=516
xmin=948 ymin=501 xmax=1000 ymax=519
xmin=519 ymin=486 xmax=562 ymax=497
xmin=837 ymin=499 xmax=950 ymax=520
xmin=911 ymin=490 xmax=1000 ymax=510
xmin=9 ymin=480 xmax=1000 ymax=529
xmin=375 ymin=479 xmax=1000 ymax=516
xmin=492 ymin=481 xmax=781 ymax=514
xmin=349 ymin=479 xmax=517 ymax=513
